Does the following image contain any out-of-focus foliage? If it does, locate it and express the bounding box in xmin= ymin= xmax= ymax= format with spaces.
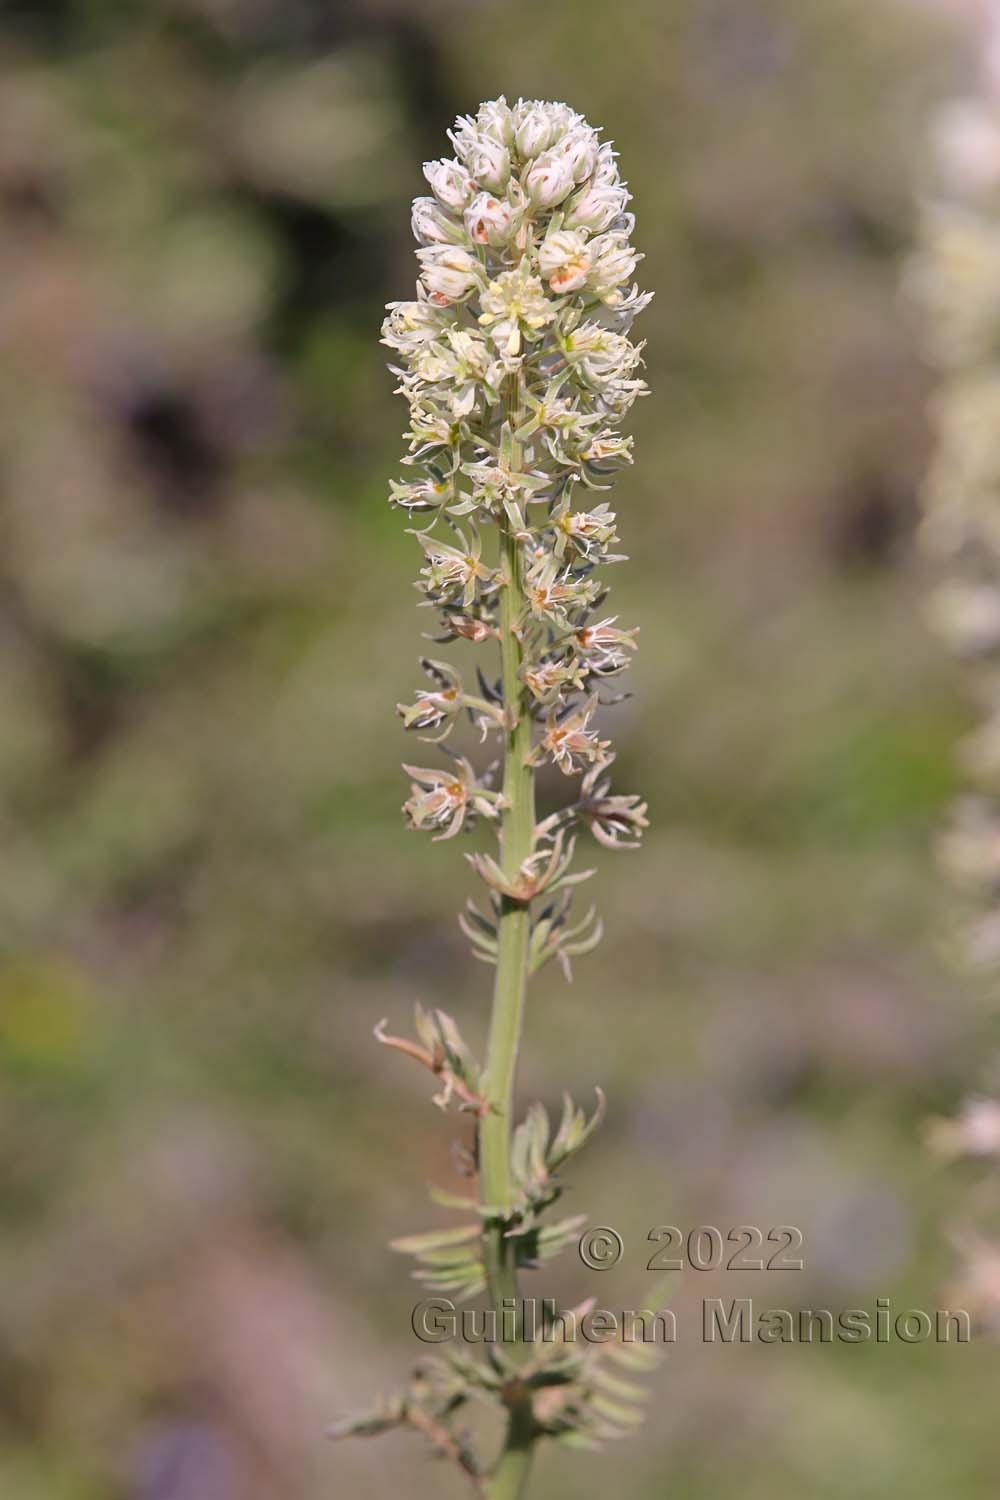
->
xmin=0 ymin=0 xmax=995 ymax=1497
xmin=913 ymin=0 xmax=1000 ymax=1343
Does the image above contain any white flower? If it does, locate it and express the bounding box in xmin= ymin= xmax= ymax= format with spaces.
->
xmin=414 ymin=329 xmax=499 ymax=416
xmin=403 ymin=756 xmax=499 ymax=840
xmin=564 ymin=324 xmax=643 ymax=387
xmin=539 ymin=230 xmax=592 ymax=295
xmin=417 ymin=530 xmax=494 ymax=608
xmin=575 ymin=615 xmax=638 ymax=672
xmin=467 ymin=137 xmax=511 ymax=193
xmin=479 ymin=264 xmax=556 ymax=356
xmin=555 ymin=501 xmax=619 ymax=556
xmin=582 ymin=431 xmax=633 ymax=467
xmin=423 ymin=158 xmax=474 ymax=212
xmin=381 ymin=299 xmax=446 ymax=353
xmin=405 ymin=403 xmax=454 ymax=449
xmin=604 ymin=283 xmax=654 ymax=322
xmin=532 ymin=696 xmax=610 ymax=774
xmin=411 ymin=196 xmax=462 ymax=246
xmin=447 ymin=329 xmax=495 ymax=378
xmin=464 ymin=192 xmax=515 ymax=246
xmin=389 ymin=475 xmax=451 ymax=513
xmin=523 ymin=149 xmax=576 ymax=208
xmin=416 ymin=245 xmax=485 ymax=305
xmin=587 ymin=231 xmax=640 ymax=299
xmin=523 ymin=554 xmax=600 ymax=626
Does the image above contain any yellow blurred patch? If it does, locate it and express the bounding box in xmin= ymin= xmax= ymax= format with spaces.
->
xmin=0 ymin=959 xmax=90 ymax=1068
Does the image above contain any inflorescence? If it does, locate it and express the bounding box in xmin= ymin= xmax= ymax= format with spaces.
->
xmin=386 ymin=95 xmax=649 ymax=975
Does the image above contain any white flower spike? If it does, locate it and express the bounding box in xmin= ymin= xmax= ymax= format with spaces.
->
xmin=381 ymin=94 xmax=650 ymax=895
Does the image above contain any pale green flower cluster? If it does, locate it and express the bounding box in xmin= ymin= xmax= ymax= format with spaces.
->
xmin=382 ymin=96 xmax=649 ymax=907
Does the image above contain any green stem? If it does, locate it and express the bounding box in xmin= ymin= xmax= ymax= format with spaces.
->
xmin=486 ymin=1404 xmax=535 ymax=1500
xmin=479 ymin=371 xmax=537 ymax=1497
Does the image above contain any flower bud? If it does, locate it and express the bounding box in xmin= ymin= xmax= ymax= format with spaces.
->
xmin=411 ymin=196 xmax=463 ymax=246
xmin=449 ymin=614 xmax=495 ymax=643
xmin=545 ymin=102 xmax=584 ymax=137
xmin=467 ymin=138 xmax=511 ymax=193
xmin=564 ymin=181 xmax=629 ymax=233
xmin=476 ymin=96 xmax=514 ymax=146
xmin=523 ymin=150 xmax=576 ymax=208
xmin=539 ymin=229 xmax=592 ymax=294
xmin=556 ymin=127 xmax=598 ymax=184
xmin=416 ymin=246 xmax=484 ymax=305
xmin=515 ymin=105 xmax=556 ymax=159
xmin=464 ymin=192 xmax=515 ymax=246
xmin=423 ymin=158 xmax=473 ymax=212
xmin=593 ymin=143 xmax=620 ymax=184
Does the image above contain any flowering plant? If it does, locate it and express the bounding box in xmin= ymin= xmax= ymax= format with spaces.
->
xmin=914 ymin=3 xmax=1000 ymax=1335
xmin=914 ymin=17 xmax=1000 ymax=967
xmin=335 ymin=97 xmax=653 ymax=1497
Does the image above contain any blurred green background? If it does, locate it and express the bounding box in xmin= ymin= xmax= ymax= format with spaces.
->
xmin=1 ymin=0 xmax=996 ymax=1495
